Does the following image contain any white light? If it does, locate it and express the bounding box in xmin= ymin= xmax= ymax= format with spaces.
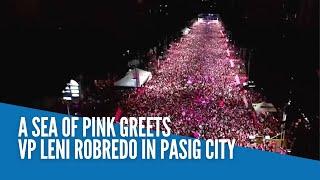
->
xmin=71 ymin=93 xmax=80 ymax=97
xmin=69 ymin=79 xmax=79 ymax=86
xmin=287 ymin=149 xmax=292 ymax=153
xmin=69 ymin=85 xmax=79 ymax=90
xmin=197 ymin=18 xmax=204 ymax=23
xmin=182 ymin=28 xmax=191 ymax=35
xmin=249 ymin=135 xmax=255 ymax=140
xmin=62 ymin=79 xmax=81 ymax=100
xmin=71 ymin=89 xmax=80 ymax=94
xmin=265 ymin=136 xmax=270 ymax=140
xmin=63 ymin=97 xmax=72 ymax=101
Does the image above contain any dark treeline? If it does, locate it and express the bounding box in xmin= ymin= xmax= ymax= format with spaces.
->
xmin=216 ymin=0 xmax=318 ymax=114
xmin=215 ymin=0 xmax=318 ymax=159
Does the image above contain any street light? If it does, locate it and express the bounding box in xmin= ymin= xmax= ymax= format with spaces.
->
xmin=62 ymin=79 xmax=80 ymax=115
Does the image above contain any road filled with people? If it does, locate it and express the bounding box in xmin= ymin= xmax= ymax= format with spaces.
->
xmin=118 ymin=20 xmax=285 ymax=153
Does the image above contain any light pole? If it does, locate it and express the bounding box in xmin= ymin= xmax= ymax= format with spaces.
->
xmin=62 ymin=79 xmax=80 ymax=116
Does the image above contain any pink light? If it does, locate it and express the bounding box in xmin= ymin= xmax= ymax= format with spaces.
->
xmin=229 ymin=59 xmax=235 ymax=67
xmin=235 ymin=75 xmax=240 ymax=85
xmin=193 ymin=132 xmax=201 ymax=139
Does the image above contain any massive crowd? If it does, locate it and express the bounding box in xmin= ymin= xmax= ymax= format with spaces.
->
xmin=120 ymin=20 xmax=286 ymax=153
